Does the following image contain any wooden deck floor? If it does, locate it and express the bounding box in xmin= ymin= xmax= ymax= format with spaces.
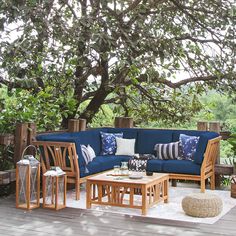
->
xmin=0 ymin=194 xmax=236 ymax=236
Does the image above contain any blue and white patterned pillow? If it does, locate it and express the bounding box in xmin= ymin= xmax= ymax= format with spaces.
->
xmin=179 ymin=134 xmax=200 ymax=161
xmin=100 ymin=132 xmax=123 ymax=155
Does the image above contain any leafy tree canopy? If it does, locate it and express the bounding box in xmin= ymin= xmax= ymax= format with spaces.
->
xmin=0 ymin=0 xmax=235 ymax=129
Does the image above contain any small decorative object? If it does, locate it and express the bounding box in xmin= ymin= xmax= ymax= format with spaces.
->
xmin=146 ymin=171 xmax=153 ymax=176
xmin=43 ymin=167 xmax=67 ymax=210
xmin=129 ymin=172 xmax=143 ymax=179
xmin=113 ymin=165 xmax=120 ymax=175
xmin=231 ymin=175 xmax=236 ymax=198
xmin=16 ymin=145 xmax=40 ymax=210
xmin=120 ymin=162 xmax=129 ymax=175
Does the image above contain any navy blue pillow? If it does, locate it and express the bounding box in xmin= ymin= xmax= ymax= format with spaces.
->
xmin=100 ymin=132 xmax=123 ymax=155
xmin=179 ymin=134 xmax=200 ymax=161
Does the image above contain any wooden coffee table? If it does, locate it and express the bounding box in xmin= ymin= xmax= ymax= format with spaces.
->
xmin=86 ymin=171 xmax=169 ymax=215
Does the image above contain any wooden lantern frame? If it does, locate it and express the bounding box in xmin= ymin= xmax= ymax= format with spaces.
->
xmin=42 ymin=174 xmax=67 ymax=210
xmin=16 ymin=146 xmax=40 ymax=210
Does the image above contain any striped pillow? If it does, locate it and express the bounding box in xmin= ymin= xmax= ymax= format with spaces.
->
xmin=81 ymin=145 xmax=96 ymax=165
xmin=154 ymin=142 xmax=180 ymax=160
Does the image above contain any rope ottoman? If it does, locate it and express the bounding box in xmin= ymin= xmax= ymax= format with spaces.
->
xmin=182 ymin=193 xmax=223 ymax=218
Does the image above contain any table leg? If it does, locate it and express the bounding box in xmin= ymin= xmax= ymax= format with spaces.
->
xmin=141 ymin=186 xmax=147 ymax=215
xmin=86 ymin=181 xmax=92 ymax=209
xmin=164 ymin=178 xmax=169 ymax=203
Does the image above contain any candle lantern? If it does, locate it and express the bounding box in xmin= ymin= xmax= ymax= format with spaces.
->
xmin=16 ymin=145 xmax=40 ymax=210
xmin=43 ymin=167 xmax=67 ymax=210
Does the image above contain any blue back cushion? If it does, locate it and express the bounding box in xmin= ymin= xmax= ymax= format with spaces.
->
xmin=172 ymin=130 xmax=219 ymax=165
xmin=36 ymin=128 xmax=107 ymax=168
xmin=106 ymin=128 xmax=140 ymax=151
xmin=137 ymin=130 xmax=173 ymax=154
xmin=106 ymin=128 xmax=140 ymax=139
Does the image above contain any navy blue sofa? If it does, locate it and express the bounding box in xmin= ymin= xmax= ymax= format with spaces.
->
xmin=35 ymin=127 xmax=221 ymax=198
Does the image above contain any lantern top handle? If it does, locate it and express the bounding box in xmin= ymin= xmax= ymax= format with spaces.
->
xmin=21 ymin=145 xmax=38 ymax=160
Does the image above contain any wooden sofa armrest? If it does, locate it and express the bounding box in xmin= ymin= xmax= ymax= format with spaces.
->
xmin=200 ymin=136 xmax=221 ymax=192
xmin=201 ymin=136 xmax=222 ymax=175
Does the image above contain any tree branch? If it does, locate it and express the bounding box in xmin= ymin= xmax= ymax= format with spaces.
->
xmin=169 ymin=0 xmax=222 ymax=40
xmin=174 ymin=34 xmax=220 ymax=44
xmin=153 ymin=74 xmax=232 ymax=89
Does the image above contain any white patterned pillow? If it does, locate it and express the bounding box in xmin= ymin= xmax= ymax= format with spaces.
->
xmin=81 ymin=145 xmax=96 ymax=165
xmin=154 ymin=142 xmax=180 ymax=160
xmin=87 ymin=144 xmax=96 ymax=159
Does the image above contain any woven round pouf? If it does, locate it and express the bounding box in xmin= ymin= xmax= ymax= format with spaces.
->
xmin=182 ymin=193 xmax=223 ymax=218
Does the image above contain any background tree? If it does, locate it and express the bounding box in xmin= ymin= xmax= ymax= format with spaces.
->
xmin=0 ymin=0 xmax=235 ymax=129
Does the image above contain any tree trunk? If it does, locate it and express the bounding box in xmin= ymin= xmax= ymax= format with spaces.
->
xmin=80 ymin=86 xmax=113 ymax=123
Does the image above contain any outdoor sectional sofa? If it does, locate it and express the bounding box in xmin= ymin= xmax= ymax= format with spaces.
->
xmin=35 ymin=127 xmax=221 ymax=200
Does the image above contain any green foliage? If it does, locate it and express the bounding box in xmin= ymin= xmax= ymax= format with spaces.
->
xmin=195 ymin=92 xmax=236 ymax=126
xmin=0 ymin=86 xmax=77 ymax=133
xmin=220 ymin=140 xmax=234 ymax=159
xmin=0 ymin=0 xmax=235 ymax=127
xmin=0 ymin=145 xmax=14 ymax=171
xmin=91 ymin=105 xmax=114 ymax=128
xmin=228 ymin=134 xmax=236 ymax=157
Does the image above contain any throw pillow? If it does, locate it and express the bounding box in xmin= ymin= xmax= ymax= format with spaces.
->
xmin=129 ymin=158 xmax=148 ymax=172
xmin=100 ymin=132 xmax=123 ymax=155
xmin=154 ymin=141 xmax=180 ymax=160
xmin=179 ymin=134 xmax=200 ymax=161
xmin=128 ymin=154 xmax=156 ymax=172
xmin=115 ymin=137 xmax=135 ymax=156
xmin=80 ymin=144 xmax=96 ymax=165
xmin=87 ymin=144 xmax=96 ymax=159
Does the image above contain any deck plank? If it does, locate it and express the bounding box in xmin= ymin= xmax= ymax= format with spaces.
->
xmin=0 ymin=195 xmax=236 ymax=236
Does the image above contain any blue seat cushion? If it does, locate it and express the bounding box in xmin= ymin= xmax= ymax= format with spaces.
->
xmin=79 ymin=166 xmax=87 ymax=178
xmin=172 ymin=130 xmax=219 ymax=165
xmin=146 ymin=159 xmax=164 ymax=172
xmin=137 ymin=130 xmax=173 ymax=154
xmin=85 ymin=155 xmax=131 ymax=175
xmin=162 ymin=160 xmax=201 ymax=175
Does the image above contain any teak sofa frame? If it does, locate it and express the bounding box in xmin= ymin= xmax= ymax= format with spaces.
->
xmin=33 ymin=136 xmax=221 ymax=200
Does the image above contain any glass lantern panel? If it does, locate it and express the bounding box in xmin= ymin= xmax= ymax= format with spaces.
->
xmin=18 ymin=165 xmax=28 ymax=206
xmin=45 ymin=176 xmax=54 ymax=206
xmin=58 ymin=176 xmax=65 ymax=205
xmin=30 ymin=166 xmax=39 ymax=204
xmin=45 ymin=176 xmax=65 ymax=208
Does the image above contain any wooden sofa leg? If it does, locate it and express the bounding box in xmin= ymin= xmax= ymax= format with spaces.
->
xmin=200 ymin=178 xmax=205 ymax=193
xmin=171 ymin=180 xmax=177 ymax=187
xmin=210 ymin=174 xmax=215 ymax=190
xmin=75 ymin=179 xmax=80 ymax=200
